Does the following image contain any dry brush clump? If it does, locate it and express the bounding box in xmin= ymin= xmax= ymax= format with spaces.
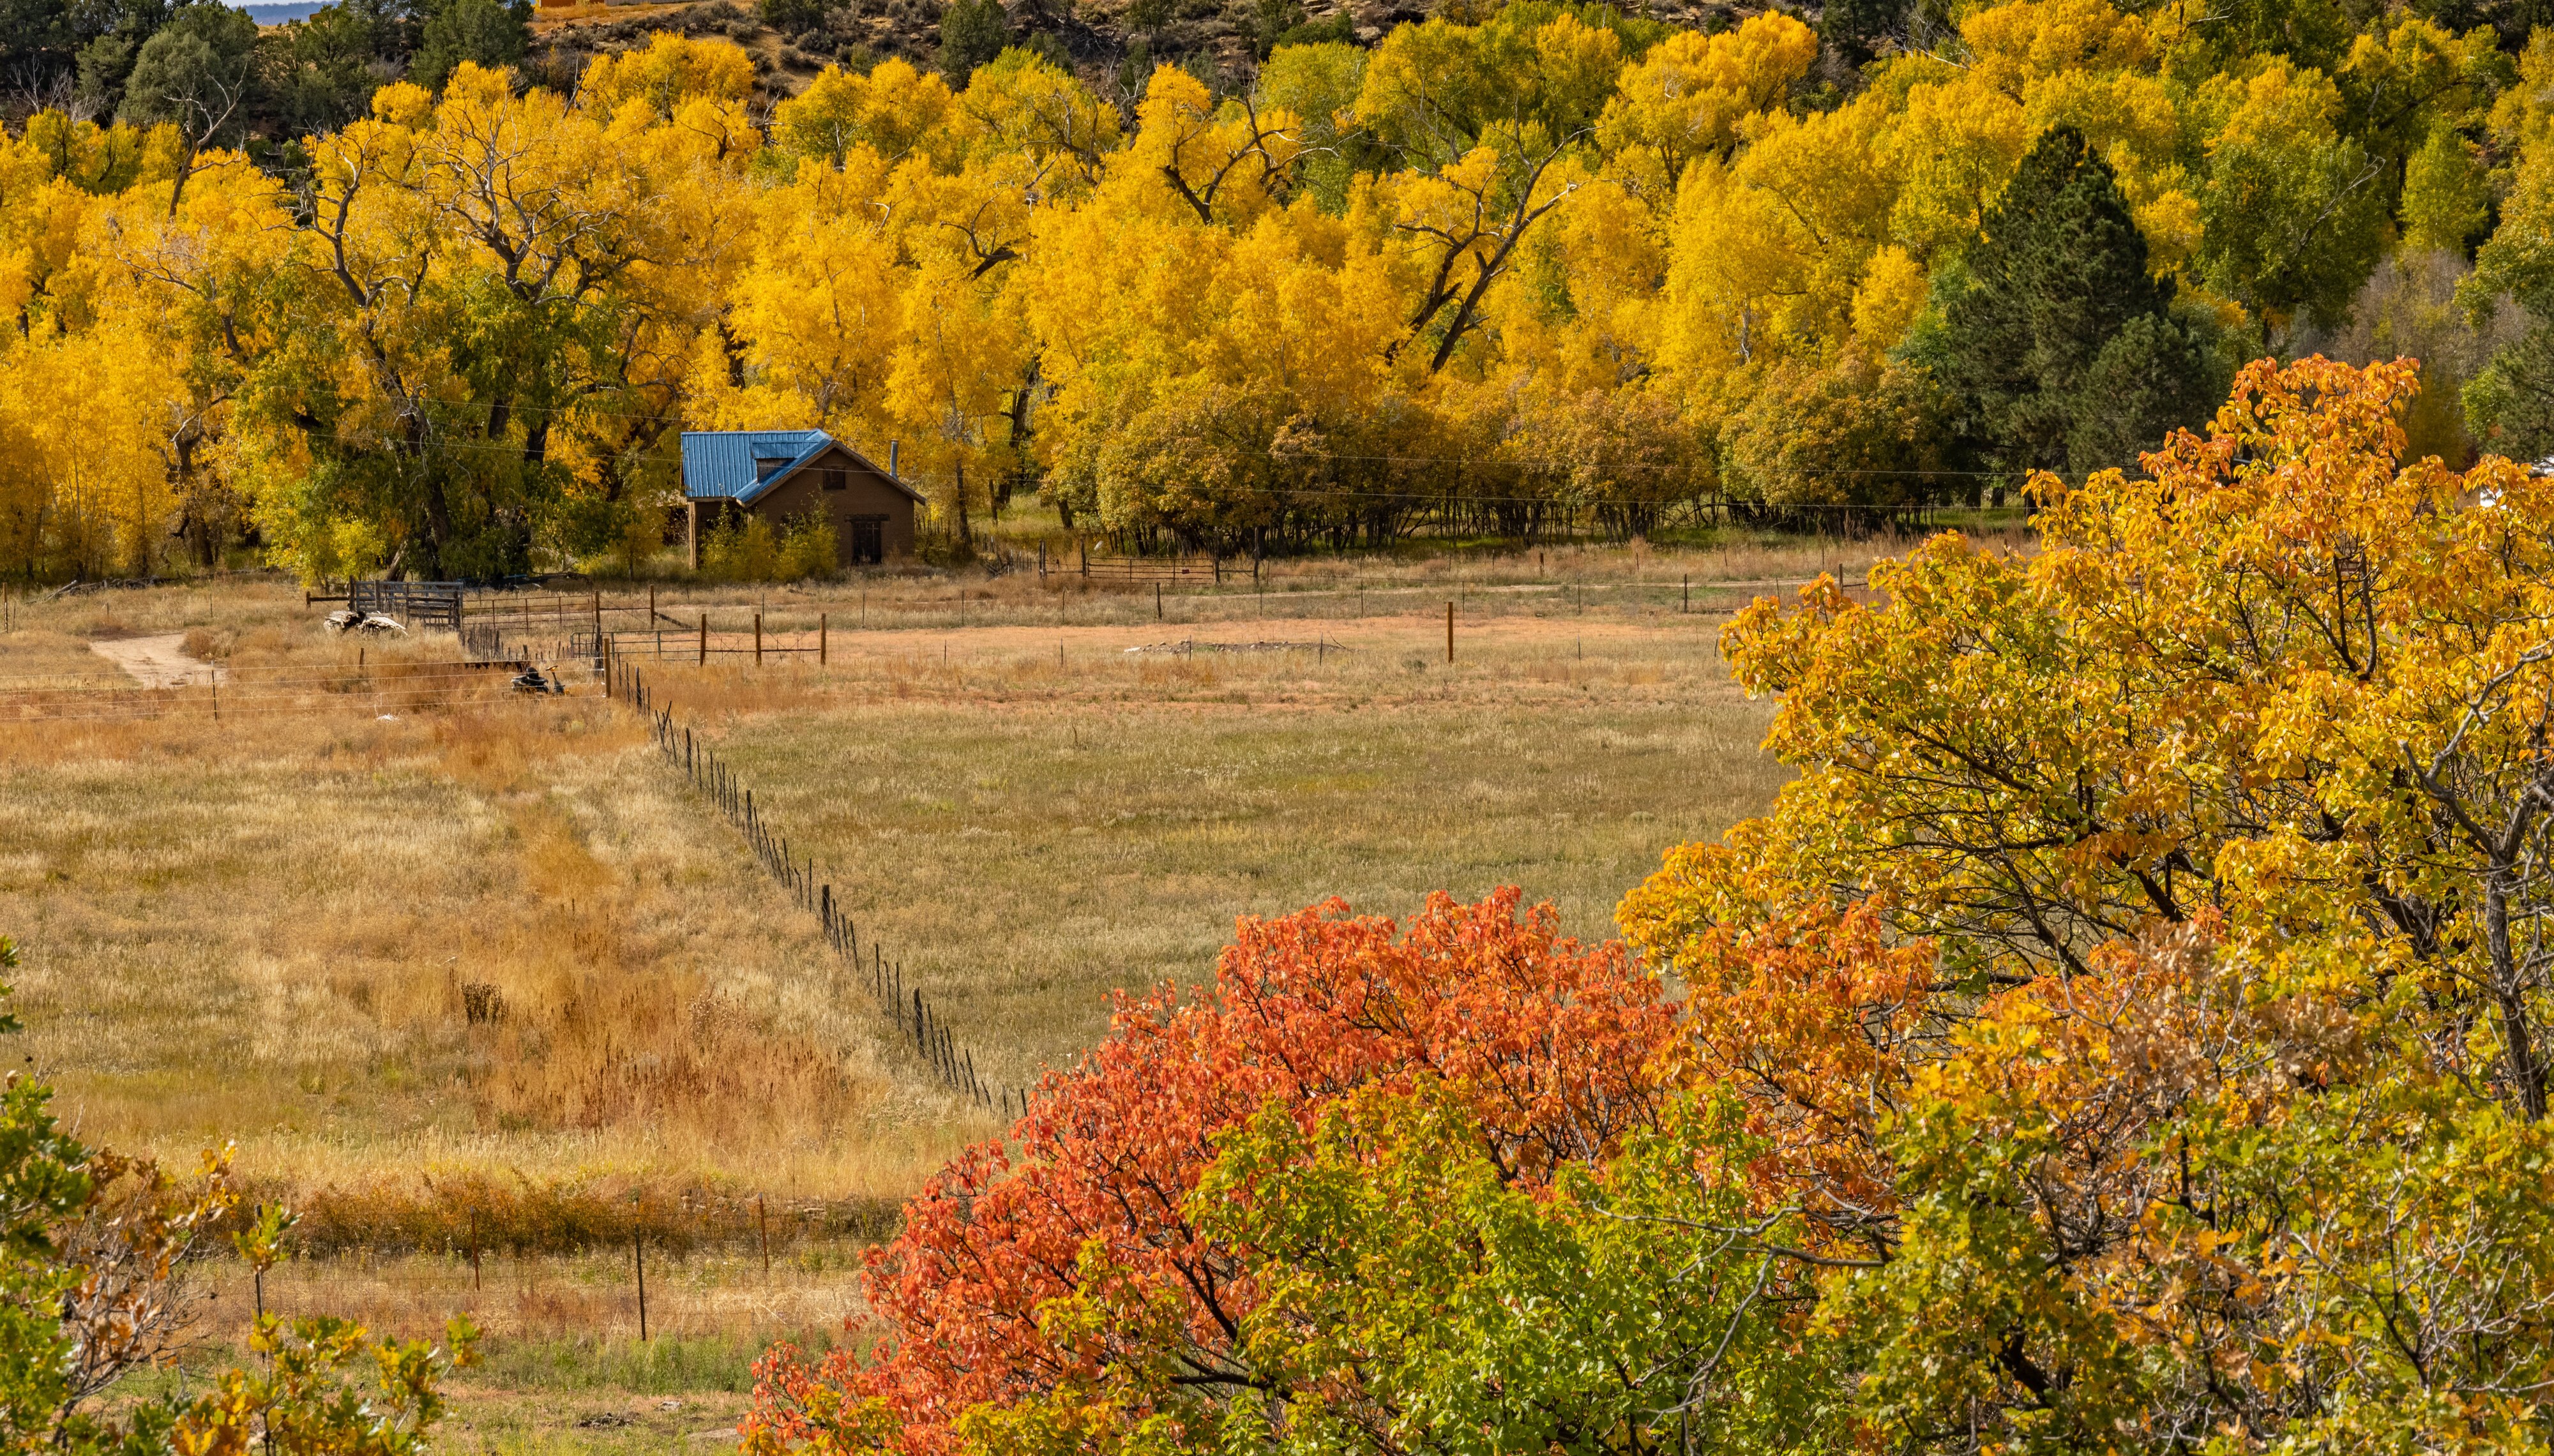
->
xmin=467 ymin=966 xmax=864 ymax=1142
xmin=0 ymin=681 xmax=988 ymax=1224
xmin=239 ymin=1173 xmax=900 ymax=1259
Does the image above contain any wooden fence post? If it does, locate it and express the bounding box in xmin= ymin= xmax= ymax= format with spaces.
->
xmin=699 ymin=613 xmax=707 ymax=665
xmin=755 ymin=612 xmax=763 ymax=665
xmin=633 ymin=1228 xmax=648 ymax=1342
xmin=1446 ymin=602 xmax=1454 ymax=663
xmin=819 ymin=613 xmax=827 ymax=666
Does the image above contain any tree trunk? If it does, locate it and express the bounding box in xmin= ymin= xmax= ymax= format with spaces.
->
xmin=419 ymin=471 xmax=453 ymax=580
xmin=2487 ymin=871 xmax=2549 ymax=1119
xmin=174 ymin=430 xmax=219 ymax=569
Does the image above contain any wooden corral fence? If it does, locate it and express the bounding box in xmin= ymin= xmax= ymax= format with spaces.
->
xmin=305 ymin=584 xmax=813 ymax=669
xmin=1045 ymin=542 xmax=1260 ymax=584
xmin=606 ymin=657 xmax=1024 ymax=1116
xmin=347 ymin=581 xmax=465 ymax=633
xmin=313 ymin=582 xmax=684 ymax=646
xmin=594 ymin=614 xmax=833 ymax=666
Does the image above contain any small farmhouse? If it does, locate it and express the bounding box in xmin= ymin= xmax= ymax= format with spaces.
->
xmin=679 ymin=430 xmax=923 ymax=570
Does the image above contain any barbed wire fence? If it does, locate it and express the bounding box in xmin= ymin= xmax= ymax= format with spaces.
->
xmin=605 ymin=656 xmax=1022 ymax=1115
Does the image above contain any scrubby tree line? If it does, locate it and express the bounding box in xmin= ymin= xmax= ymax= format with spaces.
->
xmin=3 ymin=0 xmax=2553 ymax=580
xmin=3 ymin=0 xmax=536 ymax=148
xmin=744 ymin=356 xmax=2554 ymax=1453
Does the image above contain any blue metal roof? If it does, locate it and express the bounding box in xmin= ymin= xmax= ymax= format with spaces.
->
xmin=680 ymin=430 xmax=833 ymax=504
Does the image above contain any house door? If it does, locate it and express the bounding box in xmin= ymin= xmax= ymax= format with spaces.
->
xmin=850 ymin=516 xmax=886 ymax=565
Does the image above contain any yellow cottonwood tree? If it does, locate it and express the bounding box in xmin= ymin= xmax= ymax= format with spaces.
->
xmin=3 ymin=0 xmax=2518 ymax=575
xmin=0 ymin=327 xmax=180 ymax=578
xmin=1594 ymin=13 xmax=1817 ymax=206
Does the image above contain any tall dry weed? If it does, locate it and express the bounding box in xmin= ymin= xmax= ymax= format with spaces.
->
xmin=238 ymin=1171 xmax=897 ymax=1257
xmin=0 ymin=691 xmax=981 ymax=1223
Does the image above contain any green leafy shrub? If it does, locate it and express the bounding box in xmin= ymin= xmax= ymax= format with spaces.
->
xmin=780 ymin=510 xmax=839 ymax=580
xmin=701 ymin=514 xmax=782 ymax=581
xmin=702 ymin=512 xmax=836 ymax=581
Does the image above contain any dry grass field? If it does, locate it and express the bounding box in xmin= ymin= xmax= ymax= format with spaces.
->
xmin=119 ymin=1249 xmax=869 ymax=1456
xmin=0 ymin=529 xmax=2029 ymax=1448
xmin=0 ymin=600 xmax=994 ymax=1206
xmin=644 ymin=608 xmax=1791 ymax=1093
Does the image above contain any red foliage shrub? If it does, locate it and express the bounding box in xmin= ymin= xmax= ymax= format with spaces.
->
xmin=748 ymin=889 xmax=1680 ymax=1454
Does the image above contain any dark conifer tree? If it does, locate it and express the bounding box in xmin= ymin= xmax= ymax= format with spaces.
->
xmin=1820 ymin=0 xmax=1907 ymax=69
xmin=1928 ymin=125 xmax=2223 ymax=481
xmin=939 ymin=0 xmax=1011 ymax=86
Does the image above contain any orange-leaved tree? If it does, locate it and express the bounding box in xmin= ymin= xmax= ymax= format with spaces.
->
xmin=1622 ymin=894 xmax=1939 ymax=1262
xmin=746 ymin=889 xmax=1681 ymax=1455
xmin=1618 ymin=356 xmax=2554 ymax=1451
xmin=1633 ymin=355 xmax=2554 ymax=1116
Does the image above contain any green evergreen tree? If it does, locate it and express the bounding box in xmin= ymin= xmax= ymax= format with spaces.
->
xmin=1818 ymin=0 xmax=1905 ymax=68
xmin=118 ymin=3 xmax=259 ymax=147
xmin=2463 ymin=325 xmax=2554 ymax=460
xmin=407 ymin=0 xmax=529 ymax=92
xmin=1924 ymin=125 xmax=2224 ymax=481
xmin=938 ymin=0 xmax=1010 ymax=86
xmin=1241 ymin=0 xmax=1303 ymax=58
xmin=762 ymin=0 xmax=828 ymax=34
xmin=259 ymin=0 xmax=398 ymax=137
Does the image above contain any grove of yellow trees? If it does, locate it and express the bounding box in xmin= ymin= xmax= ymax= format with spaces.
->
xmin=0 ymin=0 xmax=2548 ymax=580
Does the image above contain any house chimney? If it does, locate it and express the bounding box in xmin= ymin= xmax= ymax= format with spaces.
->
xmin=889 ymin=440 xmax=899 ymax=479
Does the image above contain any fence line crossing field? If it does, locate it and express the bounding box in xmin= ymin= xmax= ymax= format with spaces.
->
xmin=0 ymin=544 xmax=1843 ymax=1449
xmin=0 ymin=641 xmax=992 ymax=1206
xmin=642 ymin=608 xmax=1788 ymax=1092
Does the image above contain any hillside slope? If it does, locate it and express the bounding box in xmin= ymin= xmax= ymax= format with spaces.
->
xmin=526 ymin=0 xmax=1755 ymax=105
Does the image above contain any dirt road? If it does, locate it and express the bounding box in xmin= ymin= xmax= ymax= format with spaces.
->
xmin=88 ymin=633 xmax=223 ymax=687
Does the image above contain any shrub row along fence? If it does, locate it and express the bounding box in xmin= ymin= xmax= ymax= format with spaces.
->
xmin=223 ymin=1174 xmax=901 ymax=1259
xmin=607 ymin=657 xmax=1024 ymax=1115
xmin=0 ymin=661 xmax=583 ymax=722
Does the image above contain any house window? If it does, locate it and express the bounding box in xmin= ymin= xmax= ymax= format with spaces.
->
xmin=754 ymin=456 xmax=787 ymax=482
xmin=822 ymin=467 xmax=847 ymax=492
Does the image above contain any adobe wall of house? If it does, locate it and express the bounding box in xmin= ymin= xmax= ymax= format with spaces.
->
xmin=743 ymin=447 xmax=918 ymax=566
